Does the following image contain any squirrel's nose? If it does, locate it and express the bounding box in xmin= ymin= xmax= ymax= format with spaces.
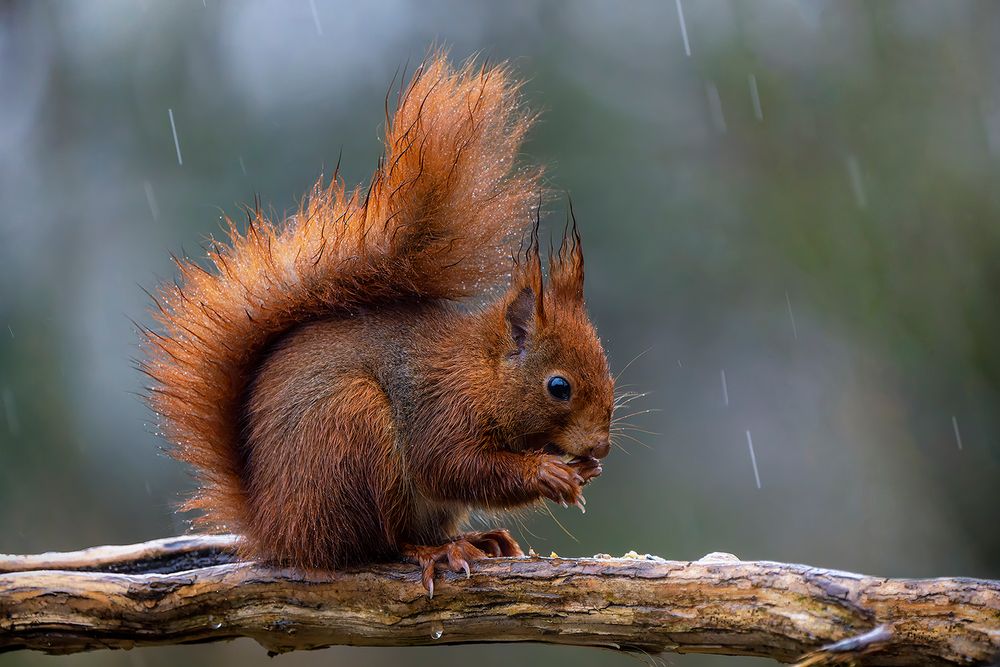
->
xmin=590 ymin=438 xmax=610 ymax=460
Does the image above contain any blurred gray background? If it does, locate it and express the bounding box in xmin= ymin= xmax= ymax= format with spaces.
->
xmin=1 ymin=1 xmax=998 ymax=666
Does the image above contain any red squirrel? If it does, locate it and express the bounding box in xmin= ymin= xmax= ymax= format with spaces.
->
xmin=141 ymin=54 xmax=614 ymax=595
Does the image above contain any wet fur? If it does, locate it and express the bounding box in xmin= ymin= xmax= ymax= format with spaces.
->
xmin=140 ymin=53 xmax=613 ymax=570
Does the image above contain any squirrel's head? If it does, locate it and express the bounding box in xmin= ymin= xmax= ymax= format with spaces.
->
xmin=487 ymin=220 xmax=614 ymax=461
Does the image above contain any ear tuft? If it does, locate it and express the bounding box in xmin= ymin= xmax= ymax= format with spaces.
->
xmin=549 ymin=201 xmax=585 ymax=303
xmin=505 ymin=287 xmax=535 ymax=354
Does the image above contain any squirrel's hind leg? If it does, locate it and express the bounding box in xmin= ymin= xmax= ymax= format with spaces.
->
xmin=243 ymin=360 xmax=403 ymax=570
xmin=402 ymin=529 xmax=523 ymax=598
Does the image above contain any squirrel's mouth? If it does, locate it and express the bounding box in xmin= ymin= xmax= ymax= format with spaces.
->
xmin=542 ymin=442 xmax=582 ymax=464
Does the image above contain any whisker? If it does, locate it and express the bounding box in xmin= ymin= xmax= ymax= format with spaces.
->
xmin=614 ymin=392 xmax=651 ymax=408
xmin=513 ymin=513 xmax=544 ymax=541
xmin=612 ymin=425 xmax=661 ymax=436
xmin=507 ymin=428 xmax=549 ymax=443
xmin=610 ymin=440 xmax=632 ymax=455
xmin=612 ymin=408 xmax=662 ymax=421
xmin=614 ymin=346 xmax=653 ymax=383
xmin=509 ymin=512 xmax=539 ymax=554
xmin=614 ymin=389 xmax=649 ymax=401
xmin=540 ymin=503 xmax=579 ymax=543
xmin=612 ymin=431 xmax=653 ymax=450
xmin=614 ymin=390 xmax=641 ymax=401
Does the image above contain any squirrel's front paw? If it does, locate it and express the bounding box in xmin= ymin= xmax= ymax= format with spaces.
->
xmin=537 ymin=455 xmax=592 ymax=512
xmin=568 ymin=455 xmax=602 ymax=485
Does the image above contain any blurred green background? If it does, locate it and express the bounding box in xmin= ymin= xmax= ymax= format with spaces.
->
xmin=1 ymin=1 xmax=998 ymax=665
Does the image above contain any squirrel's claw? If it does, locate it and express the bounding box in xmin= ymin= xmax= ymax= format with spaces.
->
xmin=570 ymin=456 xmax=603 ymax=485
xmin=460 ymin=529 xmax=524 ymax=558
xmin=420 ymin=560 xmax=436 ymax=598
xmin=538 ymin=455 xmax=591 ymax=509
xmin=403 ymin=532 xmax=521 ymax=597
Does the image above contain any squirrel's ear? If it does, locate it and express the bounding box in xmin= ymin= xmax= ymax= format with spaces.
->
xmin=549 ymin=206 xmax=585 ymax=304
xmin=506 ymin=219 xmax=546 ymax=354
xmin=505 ymin=287 xmax=536 ymax=354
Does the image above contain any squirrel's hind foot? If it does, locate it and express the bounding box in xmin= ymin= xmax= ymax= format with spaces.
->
xmin=402 ymin=529 xmax=523 ymax=598
xmin=457 ymin=529 xmax=524 ymax=558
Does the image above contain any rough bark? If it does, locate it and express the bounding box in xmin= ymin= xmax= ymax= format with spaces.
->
xmin=1 ymin=535 xmax=998 ymax=665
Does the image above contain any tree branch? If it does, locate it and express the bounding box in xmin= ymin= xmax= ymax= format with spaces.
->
xmin=1 ymin=535 xmax=997 ymax=665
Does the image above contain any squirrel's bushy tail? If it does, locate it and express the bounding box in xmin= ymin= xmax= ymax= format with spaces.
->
xmin=141 ymin=53 xmax=541 ymax=531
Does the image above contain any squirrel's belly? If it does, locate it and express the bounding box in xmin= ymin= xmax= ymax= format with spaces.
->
xmin=401 ymin=494 xmax=470 ymax=546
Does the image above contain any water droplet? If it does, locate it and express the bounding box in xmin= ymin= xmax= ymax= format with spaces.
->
xmin=168 ymin=108 xmax=183 ymax=166
xmin=748 ymin=73 xmax=764 ymax=121
xmin=143 ymin=180 xmax=159 ymax=221
xmin=745 ymin=430 xmax=762 ymax=490
xmin=430 ymin=622 xmax=444 ymax=640
xmin=846 ymin=154 xmax=867 ymax=209
xmin=705 ymin=82 xmax=727 ymax=134
xmin=952 ymin=415 xmax=964 ymax=451
xmin=785 ymin=291 xmax=799 ymax=340
xmin=674 ymin=0 xmax=691 ymax=56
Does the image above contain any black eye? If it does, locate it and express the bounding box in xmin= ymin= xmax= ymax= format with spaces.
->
xmin=547 ymin=376 xmax=571 ymax=401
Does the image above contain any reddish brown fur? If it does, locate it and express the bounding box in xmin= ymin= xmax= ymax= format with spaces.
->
xmin=141 ymin=53 xmax=614 ymax=576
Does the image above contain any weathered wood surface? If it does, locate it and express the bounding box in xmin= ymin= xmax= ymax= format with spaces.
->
xmin=1 ymin=535 xmax=998 ymax=665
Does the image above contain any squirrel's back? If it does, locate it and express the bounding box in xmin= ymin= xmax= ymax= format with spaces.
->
xmin=141 ymin=54 xmax=542 ymax=535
